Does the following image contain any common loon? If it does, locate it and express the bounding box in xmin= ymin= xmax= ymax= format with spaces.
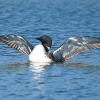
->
xmin=0 ymin=34 xmax=100 ymax=63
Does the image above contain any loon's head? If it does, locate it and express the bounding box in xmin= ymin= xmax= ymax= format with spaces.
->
xmin=36 ymin=35 xmax=52 ymax=52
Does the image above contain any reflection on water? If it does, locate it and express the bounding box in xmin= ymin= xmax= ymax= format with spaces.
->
xmin=29 ymin=62 xmax=46 ymax=81
xmin=0 ymin=60 xmax=100 ymax=100
xmin=30 ymin=62 xmax=51 ymax=67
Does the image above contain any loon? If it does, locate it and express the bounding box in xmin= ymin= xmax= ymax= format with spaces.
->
xmin=0 ymin=34 xmax=100 ymax=63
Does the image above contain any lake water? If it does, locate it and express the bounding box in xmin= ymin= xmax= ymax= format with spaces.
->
xmin=0 ymin=0 xmax=100 ymax=100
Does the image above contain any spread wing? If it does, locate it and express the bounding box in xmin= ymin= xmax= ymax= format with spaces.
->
xmin=53 ymin=36 xmax=100 ymax=62
xmin=0 ymin=34 xmax=34 ymax=55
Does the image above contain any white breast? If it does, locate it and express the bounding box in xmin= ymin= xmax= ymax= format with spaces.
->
xmin=29 ymin=44 xmax=52 ymax=63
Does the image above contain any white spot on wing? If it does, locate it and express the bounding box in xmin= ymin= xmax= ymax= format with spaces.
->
xmin=69 ymin=37 xmax=77 ymax=41
xmin=82 ymin=37 xmax=88 ymax=44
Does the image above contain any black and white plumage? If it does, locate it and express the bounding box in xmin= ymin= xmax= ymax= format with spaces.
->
xmin=0 ymin=35 xmax=34 ymax=55
xmin=0 ymin=34 xmax=100 ymax=63
xmin=53 ymin=36 xmax=100 ymax=61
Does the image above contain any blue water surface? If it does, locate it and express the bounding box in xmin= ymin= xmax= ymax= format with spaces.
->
xmin=0 ymin=0 xmax=100 ymax=100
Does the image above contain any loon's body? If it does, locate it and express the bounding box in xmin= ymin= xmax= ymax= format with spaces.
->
xmin=29 ymin=44 xmax=52 ymax=63
xmin=0 ymin=34 xmax=100 ymax=64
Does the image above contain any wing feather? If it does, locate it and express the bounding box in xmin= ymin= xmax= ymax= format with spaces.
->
xmin=53 ymin=36 xmax=100 ymax=61
xmin=0 ymin=34 xmax=34 ymax=55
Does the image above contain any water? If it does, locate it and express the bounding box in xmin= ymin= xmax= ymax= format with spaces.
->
xmin=0 ymin=0 xmax=100 ymax=100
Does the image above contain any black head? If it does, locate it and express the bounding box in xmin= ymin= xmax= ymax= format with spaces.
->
xmin=36 ymin=35 xmax=52 ymax=52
